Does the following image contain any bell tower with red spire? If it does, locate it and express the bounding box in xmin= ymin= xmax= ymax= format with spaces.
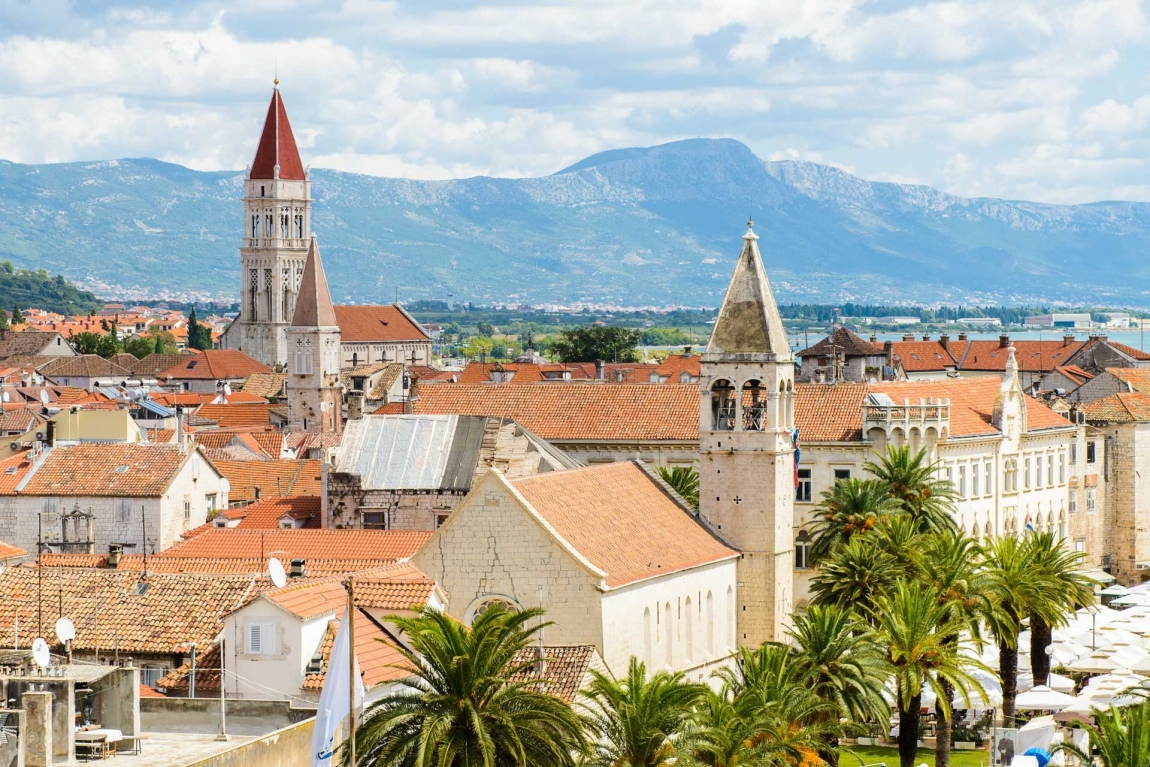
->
xmin=220 ymin=82 xmax=312 ymax=369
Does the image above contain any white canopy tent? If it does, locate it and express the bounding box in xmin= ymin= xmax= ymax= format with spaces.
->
xmin=1015 ymin=685 xmax=1077 ymax=711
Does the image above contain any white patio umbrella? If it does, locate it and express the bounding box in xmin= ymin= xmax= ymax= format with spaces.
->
xmin=1101 ymin=584 xmax=1132 ymax=597
xmin=1068 ymin=653 xmax=1121 ymax=673
xmin=1048 ymin=673 xmax=1075 ymax=693
xmin=1110 ymin=593 xmax=1150 ymax=608
xmin=1132 ymin=656 xmax=1150 ymax=676
xmin=1016 ymin=685 xmax=1077 ymax=711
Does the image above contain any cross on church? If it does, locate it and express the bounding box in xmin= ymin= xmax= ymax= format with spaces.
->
xmin=733 ymin=496 xmax=742 ymax=505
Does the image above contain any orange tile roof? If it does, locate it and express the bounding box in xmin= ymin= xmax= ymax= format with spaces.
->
xmin=159 ymin=350 xmax=271 ymax=380
xmin=0 ymin=566 xmax=257 ymax=653
xmin=301 ymin=610 xmax=412 ymax=690
xmin=226 ymin=495 xmax=321 ymax=530
xmin=508 ymin=645 xmax=600 ymax=703
xmin=891 ymin=341 xmax=959 ymax=372
xmin=39 ymin=355 xmax=132 ymax=379
xmin=333 ymin=305 xmax=429 ymax=343
xmin=871 ymin=378 xmax=1071 ymax=435
xmin=457 ymin=362 xmax=546 ymax=384
xmin=195 ymin=403 xmax=280 ymax=429
xmin=409 ymin=383 xmax=699 ymax=441
xmin=1052 ymin=365 xmax=1093 ymax=386
xmin=1108 ymin=340 xmax=1150 ymax=361
xmin=0 ymin=451 xmax=35 ymax=494
xmin=349 ymin=562 xmax=439 ymax=610
xmin=19 ymin=443 xmax=201 ymax=497
xmin=211 ymin=459 xmax=322 ymax=503
xmin=266 ymin=578 xmax=349 ymax=620
xmin=654 ymin=354 xmax=701 ymax=380
xmin=1109 ymin=367 xmax=1150 ymax=392
xmin=509 ymin=462 xmax=737 ymax=587
xmin=794 ymin=383 xmax=870 ymax=441
xmin=241 ymin=372 xmax=287 ymax=400
xmin=1084 ymin=392 xmax=1150 ymax=423
xmin=0 ymin=540 xmax=26 ymax=559
xmin=38 ymin=553 xmax=391 ymax=577
xmin=959 ymin=340 xmax=1085 ymax=373
xmin=157 ymin=528 xmax=433 ymax=562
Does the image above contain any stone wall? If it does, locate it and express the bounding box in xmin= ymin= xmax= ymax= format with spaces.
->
xmin=141 ymin=697 xmax=314 ymax=736
xmin=182 ymin=715 xmax=315 ymax=767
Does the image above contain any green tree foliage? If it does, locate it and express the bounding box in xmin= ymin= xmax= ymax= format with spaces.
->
xmin=808 ymin=478 xmax=902 ymax=565
xmin=0 ymin=308 xmax=9 ymax=330
xmin=11 ymin=304 xmax=22 ymax=325
xmin=1053 ymin=702 xmax=1150 ymax=767
xmin=864 ymin=445 xmax=959 ymax=535
xmin=657 ymin=465 xmax=699 ymax=511
xmin=640 ymin=327 xmax=691 ymax=346
xmin=550 ymin=326 xmax=642 ymax=362
xmin=187 ymin=308 xmax=213 ymax=350
xmin=581 ymin=658 xmax=704 ymax=767
xmin=476 ymin=321 xmax=495 ymax=337
xmin=122 ymin=332 xmax=178 ymax=359
xmin=353 ymin=605 xmax=585 ymax=767
xmin=1024 ymin=532 xmax=1095 ymax=686
xmin=0 ymin=262 xmax=100 ymax=316
xmin=69 ymin=331 xmax=120 ymax=358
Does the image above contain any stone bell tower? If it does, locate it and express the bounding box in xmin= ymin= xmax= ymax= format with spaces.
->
xmin=287 ymin=236 xmax=343 ymax=434
xmin=698 ymin=218 xmax=795 ymax=646
xmin=220 ymin=82 xmax=312 ymax=369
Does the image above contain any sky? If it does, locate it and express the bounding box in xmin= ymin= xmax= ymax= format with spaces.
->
xmin=2 ymin=0 xmax=1150 ymax=204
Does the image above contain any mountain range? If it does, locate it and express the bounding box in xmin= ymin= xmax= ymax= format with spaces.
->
xmin=2 ymin=137 xmax=1149 ymax=307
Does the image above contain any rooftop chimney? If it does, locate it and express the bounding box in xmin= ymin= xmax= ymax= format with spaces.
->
xmin=884 ymin=340 xmax=894 ymax=368
xmin=999 ymin=334 xmax=1011 ymax=348
xmin=108 ymin=544 xmax=122 ymax=568
xmin=290 ymin=559 xmax=306 ymax=578
xmin=958 ymin=333 xmax=968 ymax=341
xmin=595 ymin=360 xmax=605 ymax=380
xmin=902 ymin=334 xmax=915 ymax=342
xmin=175 ymin=406 xmax=185 ymax=445
xmin=939 ymin=333 xmax=950 ymax=350
xmin=869 ymin=334 xmax=878 ymax=343
xmin=922 ymin=335 xmax=930 ymax=342
xmin=1063 ymin=334 xmax=1076 ymax=347
xmin=683 ymin=346 xmax=692 ymax=357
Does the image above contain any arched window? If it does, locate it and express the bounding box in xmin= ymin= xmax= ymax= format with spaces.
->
xmin=706 ymin=591 xmax=714 ymax=656
xmin=726 ymin=586 xmax=735 ymax=651
xmin=710 ymin=380 xmax=735 ymax=431
xmin=684 ymin=597 xmax=694 ymax=662
xmin=984 ymin=521 xmax=992 ymax=538
xmin=663 ymin=602 xmax=673 ymax=668
xmin=643 ymin=607 xmax=652 ymax=667
xmin=794 ymin=530 xmax=812 ymax=569
xmin=742 ymin=379 xmax=765 ymax=431
xmin=465 ymin=595 xmax=521 ymax=625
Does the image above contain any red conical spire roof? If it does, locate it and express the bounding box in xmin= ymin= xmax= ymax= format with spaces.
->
xmin=250 ymin=87 xmax=306 ymax=181
xmin=292 ymin=236 xmax=338 ymax=328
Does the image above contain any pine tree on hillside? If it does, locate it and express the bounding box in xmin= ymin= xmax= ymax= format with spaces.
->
xmin=11 ymin=305 xmax=22 ymax=325
xmin=187 ymin=308 xmax=212 ymax=350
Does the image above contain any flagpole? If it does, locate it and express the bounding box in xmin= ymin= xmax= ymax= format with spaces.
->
xmin=346 ymin=576 xmax=356 ymax=767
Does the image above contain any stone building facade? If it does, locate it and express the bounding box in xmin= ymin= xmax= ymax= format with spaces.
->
xmin=286 ymin=236 xmax=342 ymax=434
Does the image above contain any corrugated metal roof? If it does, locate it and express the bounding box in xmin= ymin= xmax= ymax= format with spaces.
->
xmin=335 ymin=414 xmax=486 ymax=490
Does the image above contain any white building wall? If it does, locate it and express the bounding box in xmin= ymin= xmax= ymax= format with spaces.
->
xmin=599 ymin=559 xmax=737 ymax=682
xmin=223 ymin=600 xmax=328 ymax=703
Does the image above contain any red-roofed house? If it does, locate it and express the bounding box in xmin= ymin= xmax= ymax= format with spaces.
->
xmin=334 ymin=305 xmax=432 ymax=367
xmin=413 ymin=461 xmax=738 ymax=679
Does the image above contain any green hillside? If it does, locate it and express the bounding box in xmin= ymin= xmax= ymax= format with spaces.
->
xmin=0 ymin=262 xmax=102 ymax=315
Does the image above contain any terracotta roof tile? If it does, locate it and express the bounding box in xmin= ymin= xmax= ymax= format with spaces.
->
xmin=654 ymin=354 xmax=701 ymax=381
xmin=891 ymin=341 xmax=959 ymax=372
xmin=798 ymin=327 xmax=885 ymax=358
xmin=266 ymin=578 xmax=348 ymax=620
xmin=0 ymin=540 xmax=26 ymax=559
xmin=194 ymin=403 xmax=280 ymax=429
xmin=508 ymin=645 xmax=600 ymax=703
xmin=130 ymin=353 xmax=197 ymax=378
xmin=960 ymin=340 xmax=1085 ymax=373
xmin=333 ymin=305 xmax=429 ymax=343
xmin=0 ymin=566 xmax=257 ymax=653
xmin=39 ymin=355 xmax=132 ymax=379
xmin=510 ymin=462 xmax=737 ymax=587
xmin=457 ymin=362 xmax=546 ymax=384
xmin=241 ymin=372 xmax=287 ymax=400
xmin=1053 ymin=365 xmax=1093 ymax=386
xmin=160 ymin=350 xmax=271 ymax=381
xmin=212 ymin=459 xmax=322 ymax=503
xmin=19 ymin=443 xmax=202 ymax=497
xmin=301 ymin=610 xmax=412 ymax=690
xmin=795 ymin=383 xmax=869 ymax=441
xmin=250 ymin=88 xmax=306 ymax=181
xmin=410 ymin=383 xmax=699 ymax=441
xmin=871 ymin=378 xmax=1071 ymax=435
xmin=226 ymin=496 xmax=320 ymax=530
xmin=1108 ymin=367 xmax=1150 ymax=392
xmin=39 ymin=553 xmax=391 ymax=577
xmin=1084 ymin=392 xmax=1150 ymax=423
xmin=158 ymin=528 xmax=433 ymax=562
xmin=1108 ymin=341 xmax=1150 ymax=361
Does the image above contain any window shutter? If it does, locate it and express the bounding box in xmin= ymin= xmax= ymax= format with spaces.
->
xmin=247 ymin=623 xmax=262 ymax=654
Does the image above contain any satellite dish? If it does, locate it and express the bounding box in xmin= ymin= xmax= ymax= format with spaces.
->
xmin=1 ymin=392 xmax=8 ymax=403
xmin=31 ymin=638 xmax=50 ymax=668
xmin=223 ymin=383 xmax=232 ymax=397
xmin=39 ymin=390 xmax=49 ymax=406
xmin=55 ymin=617 xmax=75 ymax=643
xmin=268 ymin=557 xmax=287 ymax=589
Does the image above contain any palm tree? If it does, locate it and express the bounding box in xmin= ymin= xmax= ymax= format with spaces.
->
xmin=983 ymin=535 xmax=1058 ymax=726
xmin=657 ymin=465 xmax=699 ymax=511
xmin=352 ymin=605 xmax=585 ymax=767
xmin=872 ymin=581 xmax=989 ymax=767
xmin=810 ymin=535 xmax=899 ymax=611
xmin=917 ymin=533 xmax=1000 ymax=767
xmin=808 ymin=478 xmax=902 ymax=564
xmin=1024 ymin=532 xmax=1096 ymax=685
xmin=864 ymin=445 xmax=958 ymax=535
xmin=788 ymin=604 xmax=891 ymax=766
xmin=581 ymin=658 xmax=704 ymax=767
xmin=1052 ymin=702 xmax=1150 ymax=767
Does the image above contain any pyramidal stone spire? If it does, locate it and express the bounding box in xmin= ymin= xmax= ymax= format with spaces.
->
xmin=706 ymin=219 xmax=792 ymax=359
xmin=250 ymin=86 xmax=306 ymax=181
xmin=291 ymin=235 xmax=338 ymax=328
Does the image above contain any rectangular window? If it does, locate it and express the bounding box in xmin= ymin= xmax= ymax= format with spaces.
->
xmin=294 ymin=351 xmax=313 ymax=376
xmin=1070 ymin=493 xmax=1078 ymax=513
xmin=362 ymin=511 xmax=388 ymax=530
xmin=1024 ymin=457 xmax=1032 ymax=490
xmin=985 ymin=462 xmax=993 ymax=496
xmin=1087 ymin=442 xmax=1097 ymax=464
xmin=795 ymin=469 xmax=812 ymax=503
xmin=246 ymin=622 xmax=277 ymax=655
xmin=1087 ymin=487 xmax=1096 ymax=512
xmin=1036 ymin=455 xmax=1043 ymax=488
xmin=115 ymin=498 xmax=132 ymax=524
xmin=834 ymin=468 xmax=851 ymax=482
xmin=206 ymin=494 xmax=218 ymax=512
xmin=183 ymin=499 xmax=191 ymax=521
xmin=1075 ymin=538 xmax=1086 ymax=554
xmin=41 ymin=497 xmax=59 ymax=516
xmin=958 ymin=465 xmax=967 ymax=498
xmin=795 ymin=537 xmax=812 ymax=570
xmin=1059 ymin=453 xmax=1066 ymax=485
xmin=1048 ymin=455 xmax=1055 ymax=486
xmin=972 ymin=465 xmax=979 ymax=497
xmin=1070 ymin=442 xmax=1077 ymax=465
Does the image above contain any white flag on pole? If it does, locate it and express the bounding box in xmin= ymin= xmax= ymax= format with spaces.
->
xmin=311 ymin=609 xmax=364 ymax=767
